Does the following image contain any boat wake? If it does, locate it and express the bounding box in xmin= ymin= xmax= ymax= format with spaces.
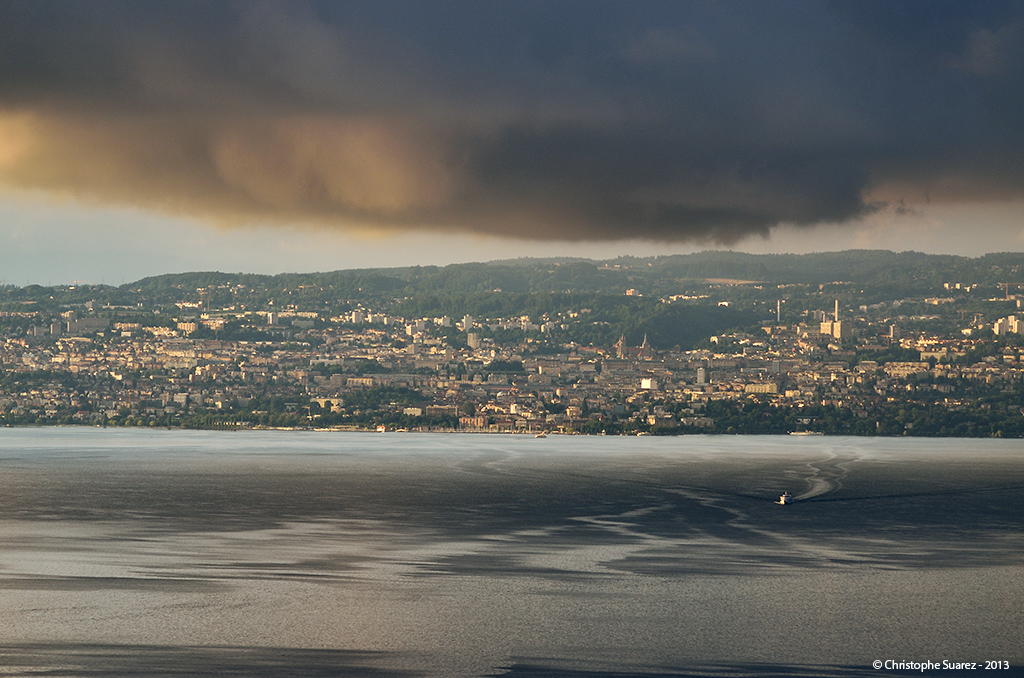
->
xmin=793 ymin=477 xmax=832 ymax=501
xmin=792 ymin=452 xmax=854 ymax=501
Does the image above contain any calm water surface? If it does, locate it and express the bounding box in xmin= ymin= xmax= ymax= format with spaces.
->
xmin=0 ymin=429 xmax=1022 ymax=677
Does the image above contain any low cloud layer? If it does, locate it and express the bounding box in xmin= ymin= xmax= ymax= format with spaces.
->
xmin=1 ymin=1 xmax=1023 ymax=243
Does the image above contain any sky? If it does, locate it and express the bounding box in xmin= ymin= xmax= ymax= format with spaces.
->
xmin=1 ymin=1 xmax=1024 ymax=284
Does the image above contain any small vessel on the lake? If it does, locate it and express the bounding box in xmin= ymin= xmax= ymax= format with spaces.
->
xmin=535 ymin=432 xmax=548 ymax=438
xmin=776 ymin=491 xmax=792 ymax=505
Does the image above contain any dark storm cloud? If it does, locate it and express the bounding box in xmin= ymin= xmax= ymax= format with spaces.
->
xmin=0 ymin=0 xmax=1022 ymax=241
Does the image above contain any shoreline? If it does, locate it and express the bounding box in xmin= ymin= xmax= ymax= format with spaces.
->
xmin=2 ymin=421 xmax=1020 ymax=439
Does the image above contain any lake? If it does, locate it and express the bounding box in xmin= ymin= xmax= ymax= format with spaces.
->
xmin=0 ymin=428 xmax=1022 ymax=676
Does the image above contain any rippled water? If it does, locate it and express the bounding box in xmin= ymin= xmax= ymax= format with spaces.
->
xmin=0 ymin=429 xmax=1022 ymax=676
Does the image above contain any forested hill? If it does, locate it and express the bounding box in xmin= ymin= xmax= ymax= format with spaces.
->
xmin=5 ymin=249 xmax=1024 ymax=327
xmin=3 ymin=249 xmax=1024 ymax=352
xmin=127 ymin=250 xmax=1024 ymax=299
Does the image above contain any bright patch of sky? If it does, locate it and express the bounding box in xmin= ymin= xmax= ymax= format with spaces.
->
xmin=3 ymin=195 xmax=1022 ymax=286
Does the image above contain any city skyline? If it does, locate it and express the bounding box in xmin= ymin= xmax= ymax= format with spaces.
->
xmin=2 ymin=1 xmax=1024 ymax=283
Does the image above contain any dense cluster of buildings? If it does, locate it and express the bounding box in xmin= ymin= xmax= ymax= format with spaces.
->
xmin=2 ymin=291 xmax=1022 ymax=433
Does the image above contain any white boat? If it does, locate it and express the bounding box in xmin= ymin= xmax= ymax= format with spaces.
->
xmin=534 ymin=432 xmax=548 ymax=438
xmin=776 ymin=491 xmax=792 ymax=505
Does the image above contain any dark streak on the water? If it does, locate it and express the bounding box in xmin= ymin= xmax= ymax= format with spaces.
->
xmin=0 ymin=644 xmax=421 ymax=677
xmin=490 ymin=662 xmax=1024 ymax=677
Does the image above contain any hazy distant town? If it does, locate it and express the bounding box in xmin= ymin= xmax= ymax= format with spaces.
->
xmin=3 ymin=251 xmax=1024 ymax=437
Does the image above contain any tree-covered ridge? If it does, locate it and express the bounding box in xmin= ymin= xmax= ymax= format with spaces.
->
xmin=4 ymin=248 xmax=1023 ymax=352
xmin=0 ymin=250 xmax=1014 ymax=308
xmin=116 ymin=249 xmax=1024 ymax=298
